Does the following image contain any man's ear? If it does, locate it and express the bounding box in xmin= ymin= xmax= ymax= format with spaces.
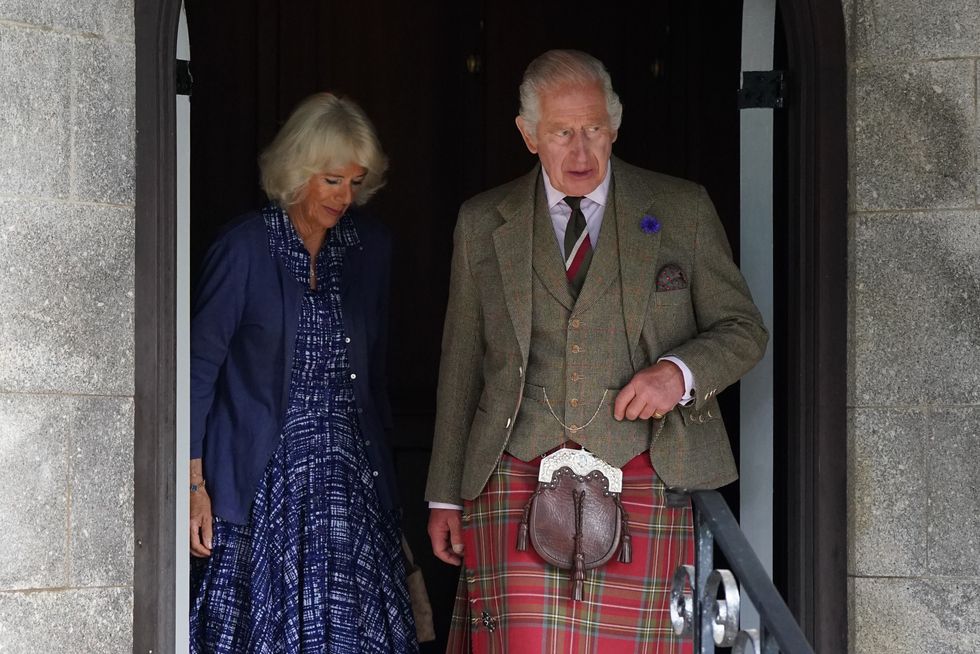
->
xmin=515 ymin=116 xmax=538 ymax=154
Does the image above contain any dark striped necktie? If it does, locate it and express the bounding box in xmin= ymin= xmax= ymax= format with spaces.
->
xmin=563 ymin=196 xmax=593 ymax=296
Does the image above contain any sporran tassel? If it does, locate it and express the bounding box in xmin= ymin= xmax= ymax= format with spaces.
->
xmin=516 ymin=496 xmax=534 ymax=551
xmin=618 ymin=532 xmax=632 ymax=564
xmin=571 ymin=489 xmax=586 ymax=601
xmin=573 ymin=551 xmax=585 ymax=601
xmin=616 ymin=495 xmax=633 ymax=563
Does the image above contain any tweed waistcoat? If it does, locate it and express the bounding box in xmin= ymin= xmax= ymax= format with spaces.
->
xmin=505 ymin=181 xmax=652 ymax=466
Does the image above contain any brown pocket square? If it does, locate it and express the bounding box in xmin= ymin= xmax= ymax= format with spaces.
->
xmin=656 ymin=264 xmax=688 ymax=291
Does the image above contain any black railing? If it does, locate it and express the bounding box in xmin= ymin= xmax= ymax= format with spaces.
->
xmin=670 ymin=491 xmax=814 ymax=654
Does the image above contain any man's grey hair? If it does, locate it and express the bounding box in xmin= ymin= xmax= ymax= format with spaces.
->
xmin=518 ymin=49 xmax=623 ymax=135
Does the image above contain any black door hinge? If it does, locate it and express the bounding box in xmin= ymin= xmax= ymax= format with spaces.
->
xmin=738 ymin=70 xmax=786 ymax=109
xmin=176 ymin=59 xmax=192 ymax=97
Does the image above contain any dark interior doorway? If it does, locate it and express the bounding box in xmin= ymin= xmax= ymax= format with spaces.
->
xmin=186 ymin=1 xmax=747 ymax=649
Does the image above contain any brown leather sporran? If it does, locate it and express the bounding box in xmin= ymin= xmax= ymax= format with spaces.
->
xmin=516 ymin=458 xmax=632 ymax=601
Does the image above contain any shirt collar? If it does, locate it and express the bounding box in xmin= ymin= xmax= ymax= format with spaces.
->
xmin=327 ymin=209 xmax=361 ymax=248
xmin=268 ymin=202 xmax=361 ymax=253
xmin=263 ymin=202 xmax=361 ymax=286
xmin=540 ymin=162 xmax=612 ymax=210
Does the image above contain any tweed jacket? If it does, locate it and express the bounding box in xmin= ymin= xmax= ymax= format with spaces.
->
xmin=424 ymin=158 xmax=768 ymax=505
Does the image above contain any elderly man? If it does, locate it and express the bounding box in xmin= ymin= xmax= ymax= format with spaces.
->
xmin=426 ymin=49 xmax=767 ymax=652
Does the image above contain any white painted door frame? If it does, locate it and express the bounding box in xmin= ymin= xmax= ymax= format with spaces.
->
xmin=175 ymin=2 xmax=191 ymax=649
xmin=739 ymin=0 xmax=777 ymax=631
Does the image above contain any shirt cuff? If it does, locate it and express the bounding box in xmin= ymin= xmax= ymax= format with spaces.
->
xmin=429 ymin=501 xmax=464 ymax=511
xmin=659 ymin=355 xmax=696 ymax=406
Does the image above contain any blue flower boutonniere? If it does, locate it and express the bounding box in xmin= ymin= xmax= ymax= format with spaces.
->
xmin=640 ymin=214 xmax=661 ymax=234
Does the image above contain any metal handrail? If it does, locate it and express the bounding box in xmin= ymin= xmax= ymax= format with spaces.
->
xmin=670 ymin=490 xmax=815 ymax=654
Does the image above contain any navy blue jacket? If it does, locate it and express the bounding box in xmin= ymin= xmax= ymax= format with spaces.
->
xmin=190 ymin=208 xmax=399 ymax=524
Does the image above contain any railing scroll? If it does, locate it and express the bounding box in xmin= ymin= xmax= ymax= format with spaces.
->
xmin=670 ymin=490 xmax=815 ymax=654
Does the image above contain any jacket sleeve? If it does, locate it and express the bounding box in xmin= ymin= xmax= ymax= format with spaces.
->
xmin=664 ymin=187 xmax=769 ymax=410
xmin=189 ymin=232 xmax=249 ymax=459
xmin=424 ymin=211 xmax=486 ymax=504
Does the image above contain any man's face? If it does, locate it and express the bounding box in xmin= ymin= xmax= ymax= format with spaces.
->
xmin=516 ymin=81 xmax=617 ymax=197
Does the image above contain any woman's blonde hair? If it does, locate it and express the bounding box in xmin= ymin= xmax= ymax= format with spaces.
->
xmin=259 ymin=93 xmax=388 ymax=207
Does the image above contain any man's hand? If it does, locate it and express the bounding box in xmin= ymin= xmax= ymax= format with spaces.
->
xmin=428 ymin=508 xmax=464 ymax=566
xmin=614 ymin=360 xmax=685 ymax=421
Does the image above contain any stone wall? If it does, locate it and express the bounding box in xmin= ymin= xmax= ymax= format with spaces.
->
xmin=845 ymin=0 xmax=980 ymax=651
xmin=0 ymin=2 xmax=134 ymax=652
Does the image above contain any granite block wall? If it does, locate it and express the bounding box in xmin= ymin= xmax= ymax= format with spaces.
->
xmin=846 ymin=1 xmax=980 ymax=651
xmin=0 ymin=2 xmax=134 ymax=651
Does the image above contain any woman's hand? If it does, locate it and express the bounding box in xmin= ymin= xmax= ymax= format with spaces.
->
xmin=189 ymin=459 xmax=213 ymax=557
xmin=190 ymin=486 xmax=214 ymax=557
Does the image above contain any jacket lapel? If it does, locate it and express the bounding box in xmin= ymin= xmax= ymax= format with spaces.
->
xmin=614 ymin=159 xmax=663 ymax=363
xmin=492 ymin=166 xmax=538 ymax=364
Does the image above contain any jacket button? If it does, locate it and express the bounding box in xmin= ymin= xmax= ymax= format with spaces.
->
xmin=345 ymin=336 xmax=351 ymax=343
xmin=372 ymin=470 xmax=379 ymax=477
xmin=571 ymin=319 xmax=581 ymax=329
xmin=570 ymin=398 xmax=579 ymax=407
xmin=350 ymin=373 xmax=357 ymax=380
xmin=571 ymin=345 xmax=582 ymax=353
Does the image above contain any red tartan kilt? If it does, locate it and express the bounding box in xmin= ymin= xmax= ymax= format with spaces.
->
xmin=447 ymin=452 xmax=694 ymax=654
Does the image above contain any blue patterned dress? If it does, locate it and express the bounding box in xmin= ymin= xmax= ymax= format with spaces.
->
xmin=190 ymin=206 xmax=417 ymax=654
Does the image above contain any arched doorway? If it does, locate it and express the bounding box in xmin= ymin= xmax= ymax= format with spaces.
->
xmin=133 ymin=2 xmax=846 ymax=651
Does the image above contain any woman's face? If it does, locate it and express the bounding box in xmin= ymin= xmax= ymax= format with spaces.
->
xmin=293 ymin=162 xmax=367 ymax=231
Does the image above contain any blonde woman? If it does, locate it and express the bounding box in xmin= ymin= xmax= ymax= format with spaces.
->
xmin=188 ymin=93 xmax=417 ymax=653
